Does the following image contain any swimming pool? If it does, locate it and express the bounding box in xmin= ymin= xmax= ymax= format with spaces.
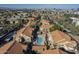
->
xmin=36 ymin=35 xmax=43 ymax=45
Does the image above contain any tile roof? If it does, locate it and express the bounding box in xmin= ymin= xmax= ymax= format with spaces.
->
xmin=0 ymin=41 xmax=14 ymax=54
xmin=50 ymin=30 xmax=77 ymax=51
xmin=40 ymin=20 xmax=51 ymax=29
xmin=27 ymin=17 xmax=35 ymax=20
xmin=73 ymin=36 xmax=79 ymax=43
xmin=51 ymin=30 xmax=71 ymax=44
xmin=32 ymin=45 xmax=46 ymax=53
xmin=6 ymin=41 xmax=24 ymax=54
xmin=42 ymin=49 xmax=64 ymax=54
xmin=22 ymin=27 xmax=33 ymax=37
xmin=65 ymin=41 xmax=77 ymax=48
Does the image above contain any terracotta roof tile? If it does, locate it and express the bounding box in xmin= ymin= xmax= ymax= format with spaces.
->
xmin=6 ymin=41 xmax=24 ymax=54
xmin=51 ymin=30 xmax=71 ymax=44
xmin=0 ymin=41 xmax=14 ymax=54
xmin=40 ymin=20 xmax=51 ymax=29
xmin=32 ymin=45 xmax=46 ymax=53
xmin=65 ymin=41 xmax=77 ymax=48
xmin=73 ymin=36 xmax=79 ymax=43
xmin=42 ymin=49 xmax=68 ymax=54
xmin=42 ymin=49 xmax=60 ymax=54
xmin=22 ymin=27 xmax=33 ymax=37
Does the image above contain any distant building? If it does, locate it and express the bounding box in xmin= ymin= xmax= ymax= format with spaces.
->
xmin=70 ymin=17 xmax=79 ymax=26
xmin=7 ymin=16 xmax=19 ymax=24
xmin=74 ymin=11 xmax=79 ymax=15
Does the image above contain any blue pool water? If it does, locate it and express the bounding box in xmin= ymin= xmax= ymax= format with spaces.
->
xmin=36 ymin=35 xmax=43 ymax=45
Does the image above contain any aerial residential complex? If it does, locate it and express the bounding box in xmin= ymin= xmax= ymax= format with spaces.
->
xmin=0 ymin=4 xmax=79 ymax=54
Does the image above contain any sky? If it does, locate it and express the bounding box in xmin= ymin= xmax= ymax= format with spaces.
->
xmin=0 ymin=4 xmax=79 ymax=9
